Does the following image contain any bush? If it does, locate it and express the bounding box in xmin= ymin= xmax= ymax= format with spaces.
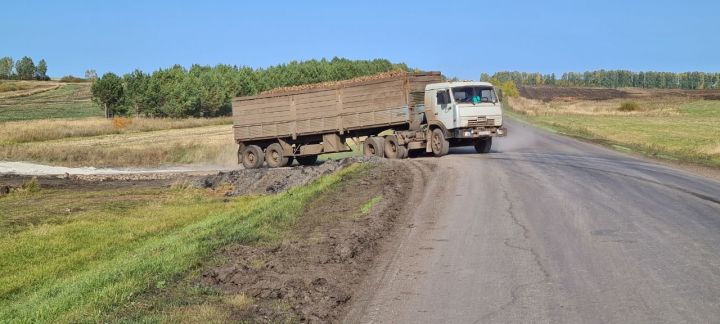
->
xmin=112 ymin=116 xmax=132 ymax=129
xmin=60 ymin=75 xmax=87 ymax=83
xmin=618 ymin=101 xmax=639 ymax=111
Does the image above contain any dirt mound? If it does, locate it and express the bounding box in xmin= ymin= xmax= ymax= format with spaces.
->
xmin=200 ymin=161 xmax=420 ymax=323
xmin=198 ymin=157 xmax=383 ymax=196
xmin=260 ymin=70 xmax=408 ymax=95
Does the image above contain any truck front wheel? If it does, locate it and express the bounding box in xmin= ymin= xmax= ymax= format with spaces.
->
xmin=474 ymin=137 xmax=492 ymax=154
xmin=431 ymin=128 xmax=450 ymax=157
xmin=242 ymin=145 xmax=264 ymax=169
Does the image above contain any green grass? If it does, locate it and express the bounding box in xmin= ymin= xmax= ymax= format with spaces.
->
xmin=508 ymin=99 xmax=720 ymax=167
xmin=0 ymin=163 xmax=365 ymax=323
xmin=360 ymin=194 xmax=383 ymax=215
xmin=0 ymin=83 xmax=102 ymax=122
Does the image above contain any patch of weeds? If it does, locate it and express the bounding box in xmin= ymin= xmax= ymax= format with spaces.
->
xmin=360 ymin=195 xmax=383 ymax=215
xmin=224 ymin=293 xmax=253 ymax=310
xmin=618 ymin=101 xmax=639 ymax=111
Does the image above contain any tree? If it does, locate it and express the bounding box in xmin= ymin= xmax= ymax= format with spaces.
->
xmin=15 ymin=56 xmax=35 ymax=80
xmin=35 ymin=59 xmax=48 ymax=80
xmin=0 ymin=57 xmax=13 ymax=79
xmin=85 ymin=69 xmax=98 ymax=81
xmin=91 ymin=73 xmax=124 ymax=118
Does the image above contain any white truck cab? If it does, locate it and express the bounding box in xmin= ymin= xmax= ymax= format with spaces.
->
xmin=423 ymin=81 xmax=506 ymax=153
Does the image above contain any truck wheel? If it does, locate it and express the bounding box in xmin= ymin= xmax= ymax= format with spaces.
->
xmin=296 ymin=155 xmax=318 ymax=166
xmin=431 ymin=128 xmax=450 ymax=157
xmin=265 ymin=143 xmax=289 ymax=168
xmin=363 ymin=137 xmax=385 ymax=158
xmin=474 ymin=138 xmax=492 ymax=154
xmin=398 ymin=146 xmax=408 ymax=159
xmin=242 ymin=145 xmax=264 ymax=169
xmin=383 ymin=135 xmax=405 ymax=159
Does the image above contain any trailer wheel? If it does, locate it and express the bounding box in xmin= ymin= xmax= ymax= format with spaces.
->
xmin=383 ymin=135 xmax=405 ymax=159
xmin=474 ymin=137 xmax=492 ymax=154
xmin=265 ymin=143 xmax=289 ymax=168
xmin=242 ymin=145 xmax=264 ymax=169
xmin=431 ymin=128 xmax=450 ymax=157
xmin=363 ymin=137 xmax=385 ymax=158
xmin=296 ymin=155 xmax=318 ymax=166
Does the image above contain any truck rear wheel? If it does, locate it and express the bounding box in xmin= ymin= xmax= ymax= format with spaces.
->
xmin=383 ymin=135 xmax=406 ymax=159
xmin=363 ymin=137 xmax=385 ymax=158
xmin=296 ymin=155 xmax=318 ymax=166
xmin=431 ymin=128 xmax=450 ymax=157
xmin=242 ymin=145 xmax=264 ymax=169
xmin=265 ymin=143 xmax=289 ymax=168
xmin=474 ymin=137 xmax=492 ymax=154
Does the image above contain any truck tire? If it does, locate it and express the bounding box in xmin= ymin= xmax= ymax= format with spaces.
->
xmin=431 ymin=128 xmax=450 ymax=157
xmin=363 ymin=137 xmax=385 ymax=158
xmin=265 ymin=143 xmax=289 ymax=168
xmin=474 ymin=137 xmax=492 ymax=154
xmin=242 ymin=145 xmax=264 ymax=169
xmin=296 ymin=155 xmax=318 ymax=166
xmin=383 ymin=135 xmax=406 ymax=159
xmin=398 ymin=146 xmax=408 ymax=159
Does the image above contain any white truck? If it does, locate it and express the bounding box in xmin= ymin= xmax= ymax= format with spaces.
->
xmin=231 ymin=72 xmax=506 ymax=168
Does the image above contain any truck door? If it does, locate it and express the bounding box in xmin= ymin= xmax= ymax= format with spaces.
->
xmin=435 ymin=89 xmax=455 ymax=129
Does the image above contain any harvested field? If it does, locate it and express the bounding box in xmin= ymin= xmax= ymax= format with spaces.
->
xmin=520 ymin=86 xmax=720 ymax=102
xmin=0 ymin=82 xmax=100 ymax=121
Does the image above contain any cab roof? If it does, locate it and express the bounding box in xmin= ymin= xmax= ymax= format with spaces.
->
xmin=425 ymin=81 xmax=494 ymax=90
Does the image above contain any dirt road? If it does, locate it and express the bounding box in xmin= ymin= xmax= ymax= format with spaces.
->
xmin=347 ymin=118 xmax=720 ymax=323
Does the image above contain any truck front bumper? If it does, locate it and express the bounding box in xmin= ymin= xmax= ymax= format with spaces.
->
xmin=453 ymin=127 xmax=507 ymax=138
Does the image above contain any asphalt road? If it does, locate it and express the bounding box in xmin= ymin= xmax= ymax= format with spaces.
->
xmin=348 ymin=118 xmax=720 ymax=323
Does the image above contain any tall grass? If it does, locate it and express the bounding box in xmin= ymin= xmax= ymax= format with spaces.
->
xmin=0 ymin=163 xmax=365 ymax=322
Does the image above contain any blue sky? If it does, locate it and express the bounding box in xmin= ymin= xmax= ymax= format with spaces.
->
xmin=2 ymin=0 xmax=718 ymax=79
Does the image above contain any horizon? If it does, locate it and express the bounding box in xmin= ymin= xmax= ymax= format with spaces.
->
xmin=2 ymin=0 xmax=719 ymax=79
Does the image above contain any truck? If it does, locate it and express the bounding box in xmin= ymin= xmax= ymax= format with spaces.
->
xmin=231 ymin=72 xmax=506 ymax=169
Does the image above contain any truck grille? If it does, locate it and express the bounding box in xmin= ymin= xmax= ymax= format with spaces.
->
xmin=467 ymin=117 xmax=494 ymax=127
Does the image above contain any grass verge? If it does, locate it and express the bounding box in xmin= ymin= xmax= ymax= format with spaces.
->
xmin=0 ymin=163 xmax=366 ymax=323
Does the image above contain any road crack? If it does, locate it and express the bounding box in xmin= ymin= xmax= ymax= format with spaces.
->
xmin=475 ymin=186 xmax=551 ymax=323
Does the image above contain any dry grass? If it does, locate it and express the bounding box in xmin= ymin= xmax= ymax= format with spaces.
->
xmin=509 ymin=96 xmax=683 ymax=117
xmin=0 ymin=125 xmax=237 ymax=167
xmin=0 ymin=116 xmax=232 ymax=144
xmin=0 ymin=81 xmax=61 ymax=98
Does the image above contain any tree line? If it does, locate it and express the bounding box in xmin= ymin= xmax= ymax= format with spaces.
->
xmin=481 ymin=70 xmax=720 ymax=90
xmin=91 ymin=57 xmax=408 ymax=118
xmin=0 ymin=56 xmax=49 ymax=80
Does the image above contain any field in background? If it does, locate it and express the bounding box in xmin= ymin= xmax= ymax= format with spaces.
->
xmin=0 ymin=124 xmax=236 ymax=167
xmin=0 ymin=82 xmax=101 ymax=121
xmin=509 ymin=87 xmax=720 ymax=167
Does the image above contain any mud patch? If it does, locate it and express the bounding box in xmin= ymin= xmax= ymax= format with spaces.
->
xmin=197 ymin=161 xmax=414 ymax=322
xmin=198 ymin=157 xmax=383 ymax=196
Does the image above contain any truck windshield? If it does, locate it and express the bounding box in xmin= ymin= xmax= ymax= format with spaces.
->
xmin=452 ymin=87 xmax=497 ymax=104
